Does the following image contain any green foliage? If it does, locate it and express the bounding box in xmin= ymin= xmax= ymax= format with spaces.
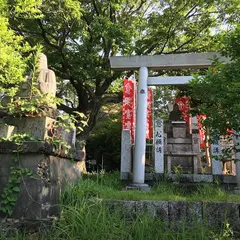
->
xmin=0 ymin=133 xmax=39 ymax=143
xmin=46 ymin=111 xmax=87 ymax=156
xmin=50 ymin=200 xmax=223 ymax=240
xmin=0 ymin=172 xmax=239 ymax=239
xmin=55 ymin=111 xmax=87 ymax=135
xmin=0 ymin=133 xmax=36 ymax=216
xmin=6 ymin=0 xmax=240 ymax=137
xmin=0 ymin=156 xmax=33 ymax=216
xmin=86 ymin=104 xmax=121 ymax=170
xmin=0 ymin=16 xmax=28 ymax=97
xmin=189 ymin=26 xmax=240 ymax=138
xmin=46 ymin=173 xmax=239 ymax=239
xmin=0 ymin=2 xmax=62 ymax=118
xmin=61 ymin=172 xmax=240 ymax=203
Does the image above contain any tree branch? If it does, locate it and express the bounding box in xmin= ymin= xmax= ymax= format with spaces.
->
xmin=37 ymin=19 xmax=60 ymax=50
xmin=58 ymin=103 xmax=78 ymax=114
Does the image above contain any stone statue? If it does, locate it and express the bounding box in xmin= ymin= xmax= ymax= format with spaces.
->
xmin=37 ymin=53 xmax=56 ymax=97
xmin=18 ymin=53 xmax=56 ymax=99
xmin=169 ymin=103 xmax=183 ymax=121
xmin=0 ymin=53 xmax=57 ymax=116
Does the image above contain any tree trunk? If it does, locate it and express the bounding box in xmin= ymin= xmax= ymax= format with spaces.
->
xmin=75 ymin=135 xmax=87 ymax=173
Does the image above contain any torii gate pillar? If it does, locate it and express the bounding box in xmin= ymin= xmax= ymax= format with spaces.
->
xmin=132 ymin=67 xmax=148 ymax=186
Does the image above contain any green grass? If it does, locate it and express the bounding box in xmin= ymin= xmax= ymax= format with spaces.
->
xmin=62 ymin=171 xmax=240 ymax=203
xmin=46 ymin=199 xmax=235 ymax=240
xmin=1 ymin=171 xmax=240 ymax=240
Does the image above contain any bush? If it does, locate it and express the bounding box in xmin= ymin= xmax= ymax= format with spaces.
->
xmin=86 ymin=105 xmax=122 ymax=171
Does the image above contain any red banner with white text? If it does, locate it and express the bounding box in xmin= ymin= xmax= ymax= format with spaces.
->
xmin=122 ymin=79 xmax=136 ymax=144
xmin=146 ymin=88 xmax=153 ymax=139
xmin=174 ymin=96 xmax=190 ymax=126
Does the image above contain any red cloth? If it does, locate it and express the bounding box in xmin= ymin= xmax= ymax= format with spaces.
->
xmin=197 ymin=114 xmax=206 ymax=149
xmin=122 ymin=79 xmax=136 ymax=144
xmin=146 ymin=88 xmax=153 ymax=139
xmin=175 ymin=96 xmax=190 ymax=126
xmin=122 ymin=79 xmax=154 ymax=143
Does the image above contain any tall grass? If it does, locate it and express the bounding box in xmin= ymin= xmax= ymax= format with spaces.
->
xmin=1 ymin=171 xmax=239 ymax=239
xmin=47 ymin=198 xmax=234 ymax=240
xmin=48 ymin=171 xmax=238 ymax=240
xmin=63 ymin=171 xmax=240 ymax=202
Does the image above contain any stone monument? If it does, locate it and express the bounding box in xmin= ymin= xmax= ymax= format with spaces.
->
xmin=18 ymin=53 xmax=56 ymax=99
xmin=0 ymin=54 xmax=81 ymax=227
xmin=164 ymin=105 xmax=201 ymax=176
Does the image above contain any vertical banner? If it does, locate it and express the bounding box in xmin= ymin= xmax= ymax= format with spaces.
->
xmin=146 ymin=88 xmax=153 ymax=139
xmin=154 ymin=119 xmax=164 ymax=173
xmin=197 ymin=114 xmax=206 ymax=149
xmin=175 ymin=96 xmax=190 ymax=126
xmin=122 ymin=79 xmax=136 ymax=144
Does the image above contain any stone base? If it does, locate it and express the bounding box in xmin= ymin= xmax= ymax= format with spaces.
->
xmin=0 ymin=117 xmax=76 ymax=147
xmin=0 ymin=152 xmax=81 ymax=220
xmin=121 ymin=172 xmax=131 ymax=180
xmin=127 ymin=183 xmax=150 ymax=192
xmin=234 ymin=187 xmax=240 ymax=194
xmin=1 ymin=116 xmax=55 ymax=140
xmin=104 ymin=200 xmax=240 ymax=232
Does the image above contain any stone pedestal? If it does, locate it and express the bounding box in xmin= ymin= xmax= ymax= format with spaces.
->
xmin=172 ymin=121 xmax=187 ymax=138
xmin=165 ymin=120 xmax=201 ymax=175
xmin=0 ymin=116 xmax=76 ymax=148
xmin=0 ymin=142 xmax=81 ymax=221
xmin=127 ymin=183 xmax=150 ymax=192
xmin=1 ymin=116 xmax=55 ymax=140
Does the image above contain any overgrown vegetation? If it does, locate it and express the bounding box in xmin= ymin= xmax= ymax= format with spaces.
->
xmin=1 ymin=172 xmax=239 ymax=239
xmin=86 ymin=103 xmax=122 ymax=171
xmin=189 ymin=25 xmax=240 ymax=139
xmin=61 ymin=171 xmax=240 ymax=203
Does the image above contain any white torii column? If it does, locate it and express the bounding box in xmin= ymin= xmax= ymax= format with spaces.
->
xmin=132 ymin=67 xmax=149 ymax=187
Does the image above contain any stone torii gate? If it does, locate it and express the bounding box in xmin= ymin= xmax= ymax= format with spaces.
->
xmin=109 ymin=53 xmax=240 ymax=192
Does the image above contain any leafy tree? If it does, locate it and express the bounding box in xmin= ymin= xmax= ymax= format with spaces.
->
xmin=189 ymin=25 xmax=240 ymax=139
xmin=0 ymin=0 xmax=43 ymax=101
xmin=6 ymin=0 xmax=240 ymax=142
xmin=86 ymin=103 xmax=121 ymax=171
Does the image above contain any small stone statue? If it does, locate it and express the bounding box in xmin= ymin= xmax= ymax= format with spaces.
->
xmin=38 ymin=54 xmax=56 ymax=97
xmin=169 ymin=103 xmax=183 ymax=121
xmin=0 ymin=53 xmax=57 ymax=116
xmin=18 ymin=53 xmax=56 ymax=99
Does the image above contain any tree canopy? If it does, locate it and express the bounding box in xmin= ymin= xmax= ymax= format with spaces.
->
xmin=189 ymin=25 xmax=240 ymax=138
xmin=3 ymin=0 xmax=240 ymax=139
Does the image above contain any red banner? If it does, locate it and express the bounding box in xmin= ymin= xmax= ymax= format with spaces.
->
xmin=175 ymin=96 xmax=190 ymax=126
xmin=197 ymin=114 xmax=206 ymax=149
xmin=122 ymin=79 xmax=136 ymax=143
xmin=146 ymin=88 xmax=153 ymax=139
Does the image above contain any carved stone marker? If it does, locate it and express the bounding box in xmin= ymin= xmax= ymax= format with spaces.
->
xmin=211 ymin=140 xmax=222 ymax=175
xmin=154 ymin=119 xmax=164 ymax=173
xmin=120 ymin=129 xmax=132 ymax=180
